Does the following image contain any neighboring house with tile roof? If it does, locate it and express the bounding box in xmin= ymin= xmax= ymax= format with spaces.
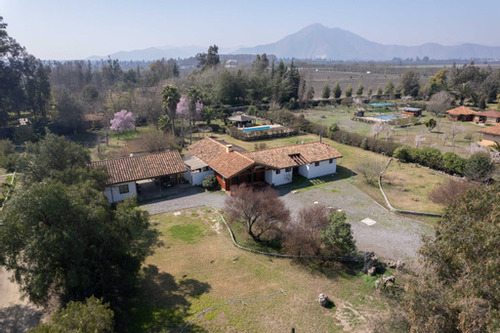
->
xmin=478 ymin=125 xmax=500 ymax=147
xmin=187 ymin=137 xmax=342 ymax=191
xmin=473 ymin=110 xmax=500 ymax=124
xmin=446 ymin=106 xmax=476 ymax=121
xmin=91 ymin=151 xmax=187 ymax=203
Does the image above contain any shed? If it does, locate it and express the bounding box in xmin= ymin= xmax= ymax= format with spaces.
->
xmin=400 ymin=107 xmax=422 ymax=117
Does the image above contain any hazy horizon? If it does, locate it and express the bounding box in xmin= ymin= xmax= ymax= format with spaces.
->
xmin=2 ymin=0 xmax=500 ymax=60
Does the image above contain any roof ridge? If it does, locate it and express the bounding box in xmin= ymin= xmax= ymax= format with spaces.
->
xmin=243 ymin=141 xmax=322 ymax=154
xmin=91 ymin=150 xmax=176 ymax=163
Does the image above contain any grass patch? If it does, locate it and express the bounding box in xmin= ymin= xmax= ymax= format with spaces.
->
xmin=132 ymin=207 xmax=391 ymax=332
xmin=169 ymin=224 xmax=204 ymax=244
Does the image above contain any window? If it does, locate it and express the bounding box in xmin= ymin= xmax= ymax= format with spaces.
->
xmin=285 ymin=167 xmax=291 ymax=172
xmin=314 ymin=162 xmax=320 ymax=167
xmin=118 ymin=184 xmax=129 ymax=194
xmin=329 ymin=159 xmax=333 ymax=164
xmin=276 ymin=169 xmax=281 ymax=174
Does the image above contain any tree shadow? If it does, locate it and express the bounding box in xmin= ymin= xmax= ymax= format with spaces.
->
xmin=277 ymin=166 xmax=357 ymax=195
xmin=0 ymin=304 xmax=43 ymax=333
xmin=128 ymin=265 xmax=211 ymax=333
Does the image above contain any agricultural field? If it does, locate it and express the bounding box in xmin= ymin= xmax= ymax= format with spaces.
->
xmin=130 ymin=207 xmax=395 ymax=332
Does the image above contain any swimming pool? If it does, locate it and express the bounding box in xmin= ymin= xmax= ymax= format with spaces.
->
xmin=242 ymin=126 xmax=272 ymax=132
xmin=372 ymin=114 xmax=401 ymax=120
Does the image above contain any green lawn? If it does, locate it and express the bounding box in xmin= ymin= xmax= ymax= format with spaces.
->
xmin=130 ymin=207 xmax=393 ymax=332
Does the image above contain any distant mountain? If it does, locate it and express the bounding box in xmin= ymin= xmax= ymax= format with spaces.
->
xmin=87 ymin=45 xmax=206 ymax=61
xmin=235 ymin=23 xmax=500 ymax=60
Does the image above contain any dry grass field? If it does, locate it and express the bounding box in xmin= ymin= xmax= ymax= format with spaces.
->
xmin=130 ymin=207 xmax=393 ymax=332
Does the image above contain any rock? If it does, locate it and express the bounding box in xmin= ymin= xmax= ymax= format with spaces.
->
xmin=375 ymin=280 xmax=380 ymax=289
xmin=382 ymin=275 xmax=395 ymax=284
xmin=386 ymin=261 xmax=397 ymax=269
xmin=362 ymin=252 xmax=385 ymax=275
xmin=318 ymin=293 xmax=332 ymax=307
xmin=396 ymin=260 xmax=405 ymax=270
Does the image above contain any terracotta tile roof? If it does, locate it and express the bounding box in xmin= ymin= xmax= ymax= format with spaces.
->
xmin=188 ymin=138 xmax=343 ymax=178
xmin=479 ymin=125 xmax=500 ymax=136
xmin=243 ymin=142 xmax=343 ymax=169
xmin=446 ymin=106 xmax=476 ymax=116
xmin=187 ymin=137 xmax=230 ymax=163
xmin=474 ymin=110 xmax=500 ymax=118
xmin=91 ymin=151 xmax=187 ymax=185
xmin=209 ymin=152 xmax=255 ymax=178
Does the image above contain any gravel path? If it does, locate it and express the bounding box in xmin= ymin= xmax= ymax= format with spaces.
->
xmin=141 ymin=180 xmax=433 ymax=264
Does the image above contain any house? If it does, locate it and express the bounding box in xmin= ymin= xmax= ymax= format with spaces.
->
xmin=473 ymin=110 xmax=500 ymax=124
xmin=187 ymin=137 xmax=342 ymax=191
xmin=227 ymin=114 xmax=256 ymax=128
xmin=183 ymin=155 xmax=214 ymax=185
xmin=91 ymin=151 xmax=187 ymax=203
xmin=445 ymin=106 xmax=476 ymax=122
xmin=478 ymin=125 xmax=500 ymax=147
xmin=400 ymin=107 xmax=422 ymax=117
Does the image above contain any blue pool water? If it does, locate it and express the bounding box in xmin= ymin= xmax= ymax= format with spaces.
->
xmin=372 ymin=114 xmax=400 ymax=120
xmin=242 ymin=126 xmax=271 ymax=132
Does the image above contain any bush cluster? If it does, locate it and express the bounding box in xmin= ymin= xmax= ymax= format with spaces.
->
xmin=327 ymin=129 xmax=401 ymax=156
xmin=393 ymin=146 xmax=495 ymax=181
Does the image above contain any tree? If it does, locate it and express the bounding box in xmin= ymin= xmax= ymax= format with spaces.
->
xmin=384 ymin=81 xmax=395 ymax=96
xmin=196 ymin=45 xmax=220 ymax=70
xmin=320 ymin=211 xmax=356 ymax=256
xmin=427 ymin=91 xmax=453 ymax=116
xmin=400 ymin=70 xmax=420 ymax=97
xmin=0 ymin=134 xmax=159 ymax=310
xmin=333 ymin=82 xmax=342 ymax=99
xmin=453 ymin=82 xmax=474 ymax=105
xmin=202 ymin=174 xmax=218 ymax=191
xmin=345 ymin=84 xmax=353 ymax=97
xmin=224 ymin=184 xmax=290 ymax=242
xmin=31 ymin=296 xmax=114 ymax=333
xmin=284 ymin=205 xmax=330 ymax=256
xmin=110 ymin=110 xmax=135 ymax=136
xmin=321 ymin=84 xmax=331 ymax=99
xmin=463 ymin=152 xmax=495 ymax=182
xmin=356 ymin=83 xmax=364 ymax=97
xmin=406 ymin=183 xmax=500 ymax=332
xmin=0 ymin=182 xmax=158 ymax=308
xmin=357 ymin=160 xmax=385 ymax=185
xmin=161 ymin=85 xmax=180 ymax=133
xmin=424 ymin=118 xmax=436 ymax=132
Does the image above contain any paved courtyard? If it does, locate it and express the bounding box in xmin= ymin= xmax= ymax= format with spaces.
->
xmin=141 ymin=178 xmax=433 ymax=264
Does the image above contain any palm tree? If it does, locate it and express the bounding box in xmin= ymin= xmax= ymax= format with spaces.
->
xmin=452 ymin=82 xmax=474 ymax=105
xmin=161 ymin=85 xmax=180 ymax=133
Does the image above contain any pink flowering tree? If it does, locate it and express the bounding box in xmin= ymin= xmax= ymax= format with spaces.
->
xmin=177 ymin=88 xmax=203 ymax=143
xmin=110 ymin=110 xmax=135 ymax=138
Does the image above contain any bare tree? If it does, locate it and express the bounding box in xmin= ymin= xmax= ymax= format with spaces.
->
xmin=415 ymin=134 xmax=426 ymax=148
xmin=427 ymin=91 xmax=453 ymax=116
xmin=371 ymin=122 xmax=384 ymax=139
xmin=356 ymin=160 xmax=386 ymax=185
xmin=224 ymin=184 xmax=290 ymax=242
xmin=283 ymin=205 xmax=330 ymax=256
xmin=449 ymin=124 xmax=464 ymax=148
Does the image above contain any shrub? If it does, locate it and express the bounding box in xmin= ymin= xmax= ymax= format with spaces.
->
xmin=202 ymin=174 xmax=218 ymax=190
xmin=428 ymin=179 xmax=477 ymax=205
xmin=393 ymin=146 xmax=413 ymax=162
xmin=443 ymin=152 xmax=466 ymax=175
xmin=419 ymin=147 xmax=443 ymax=170
xmin=360 ymin=138 xmax=368 ymax=150
xmin=463 ymin=152 xmax=495 ymax=183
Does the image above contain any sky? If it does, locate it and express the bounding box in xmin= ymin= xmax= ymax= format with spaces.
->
xmin=1 ymin=0 xmax=500 ymax=60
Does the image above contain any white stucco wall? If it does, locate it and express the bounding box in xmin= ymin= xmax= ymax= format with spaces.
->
xmin=184 ymin=169 xmax=214 ymax=186
xmin=265 ymin=168 xmax=293 ymax=186
xmin=104 ymin=181 xmax=137 ymax=203
xmin=298 ymin=159 xmax=337 ymax=179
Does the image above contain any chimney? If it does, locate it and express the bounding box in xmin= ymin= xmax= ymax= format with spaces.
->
xmin=226 ymin=144 xmax=233 ymax=153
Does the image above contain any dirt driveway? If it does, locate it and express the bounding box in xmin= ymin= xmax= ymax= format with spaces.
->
xmin=142 ymin=179 xmax=433 ymax=264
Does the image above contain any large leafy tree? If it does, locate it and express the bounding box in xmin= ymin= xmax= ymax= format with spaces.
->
xmin=0 ymin=133 xmax=158 ymax=310
xmin=400 ymin=70 xmax=421 ymax=97
xmin=405 ymin=183 xmax=499 ymax=332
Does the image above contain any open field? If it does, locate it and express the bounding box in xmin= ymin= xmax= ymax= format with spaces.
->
xmin=131 ymin=207 xmax=394 ymax=332
xmin=301 ymin=105 xmax=488 ymax=158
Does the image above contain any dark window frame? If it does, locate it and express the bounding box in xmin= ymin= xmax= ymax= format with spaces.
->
xmin=118 ymin=184 xmax=129 ymax=194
